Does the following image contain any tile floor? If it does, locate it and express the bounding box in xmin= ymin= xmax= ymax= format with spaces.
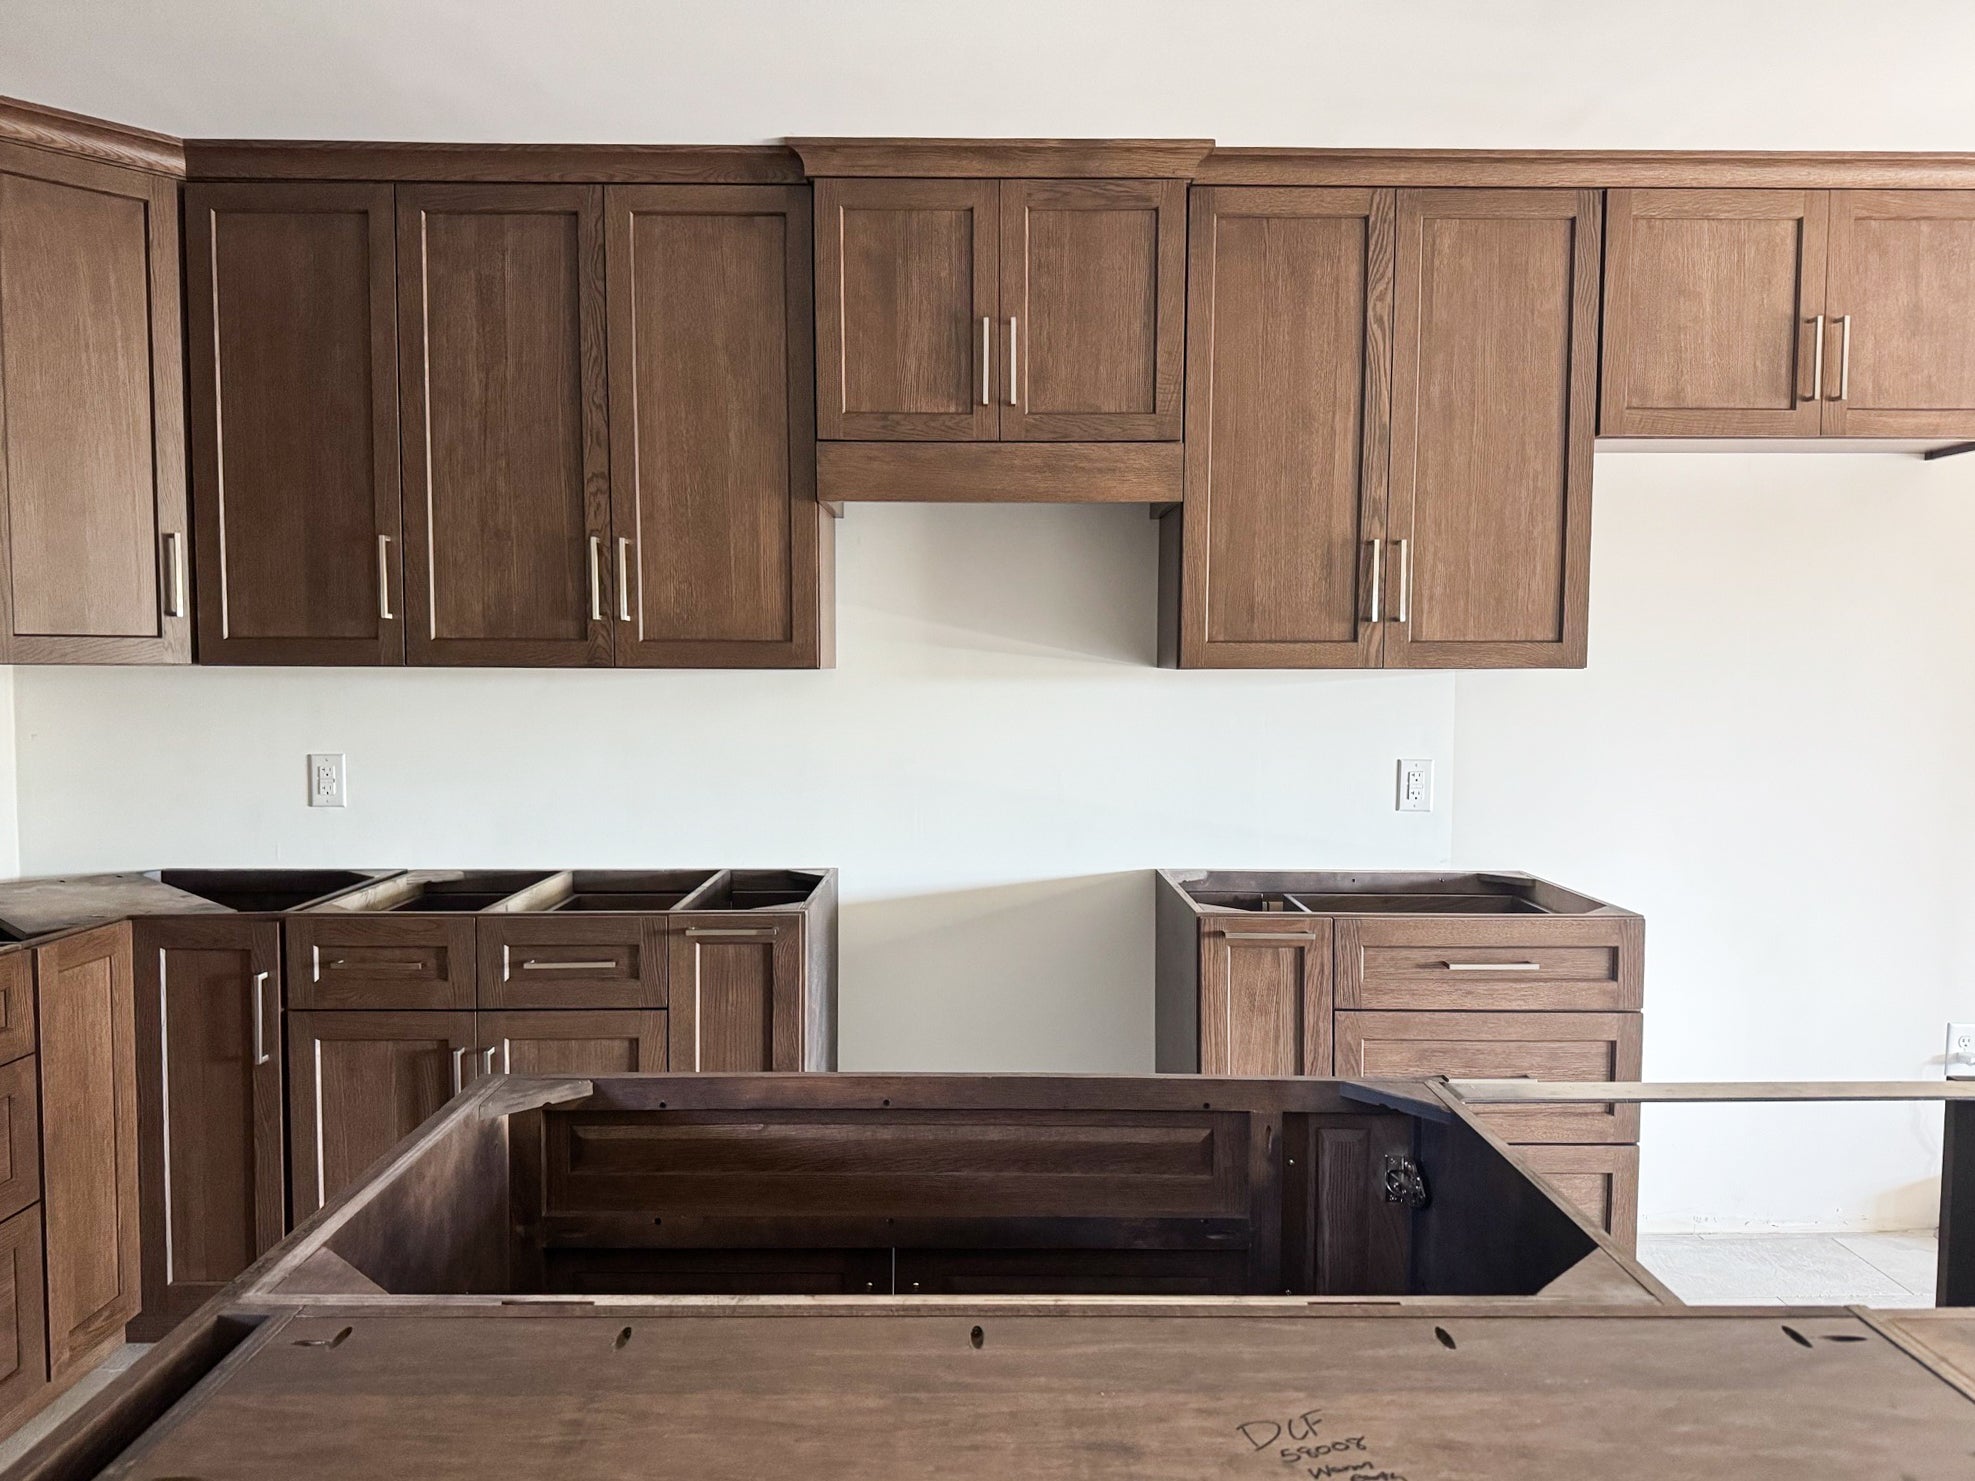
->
xmin=1635 ymin=1229 xmax=1938 ymax=1307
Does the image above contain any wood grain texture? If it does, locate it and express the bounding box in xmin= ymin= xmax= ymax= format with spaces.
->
xmin=1197 ymin=920 xmax=1331 ymax=1077
xmin=285 ymin=916 xmax=478 ymax=1012
xmin=1602 ymin=189 xmax=1830 ymax=436
xmin=0 ymin=953 xmax=34 ymax=1068
xmin=477 ymin=1011 xmax=667 ymax=1076
xmin=185 ymin=183 xmax=403 ymax=664
xmin=606 ymin=184 xmax=827 ymax=667
xmin=476 ymin=914 xmax=667 ymax=1011
xmin=184 ymin=140 xmax=801 ymax=183
xmin=1383 ymin=188 xmax=1598 ymax=669
xmin=34 ymin=922 xmax=140 ymax=1378
xmin=0 ymin=1056 xmax=40 ymax=1226
xmin=791 ymin=138 xmax=1214 ymax=179
xmin=1333 ymin=915 xmax=1644 ymax=1012
xmin=130 ymin=917 xmax=284 ymax=1340
xmin=1520 ymin=1143 xmax=1639 ymax=1253
xmin=665 ymin=918 xmax=803 ymax=1071
xmin=815 ymin=177 xmax=998 ymax=441
xmin=1335 ymin=1010 xmax=1643 ymax=1144
xmin=397 ymin=184 xmax=612 ymax=667
xmin=1175 ymin=187 xmax=1393 ymax=668
xmin=0 ymin=93 xmax=182 ymax=177
xmin=286 ymin=1010 xmax=477 ymax=1221
xmin=1824 ymin=190 xmax=1975 ymax=436
xmin=0 ymin=1204 xmax=46 ymax=1428
xmin=998 ymin=179 xmax=1185 ymax=440
xmin=0 ymin=146 xmax=188 ymax=663
xmin=1198 ymin=147 xmax=1975 ymax=189
xmin=817 ymin=440 xmax=1182 ymax=502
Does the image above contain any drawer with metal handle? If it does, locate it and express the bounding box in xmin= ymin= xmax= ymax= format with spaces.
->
xmin=1335 ymin=916 xmax=1641 ymax=1012
xmin=477 ymin=916 xmax=667 ymax=1010
xmin=285 ymin=917 xmax=477 ymax=1011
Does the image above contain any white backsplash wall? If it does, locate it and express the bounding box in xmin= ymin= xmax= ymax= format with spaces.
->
xmin=9 ymin=0 xmax=1975 ymax=1225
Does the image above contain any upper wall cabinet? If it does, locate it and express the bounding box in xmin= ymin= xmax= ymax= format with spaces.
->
xmin=1603 ymin=188 xmax=1975 ymax=439
xmin=397 ymin=184 xmax=614 ymax=667
xmin=0 ymin=144 xmax=188 ymax=664
xmin=605 ymin=185 xmax=829 ymax=667
xmin=1167 ymin=187 xmax=1598 ymax=670
xmin=815 ymin=178 xmax=1185 ymax=442
xmin=186 ymin=183 xmax=402 ymax=664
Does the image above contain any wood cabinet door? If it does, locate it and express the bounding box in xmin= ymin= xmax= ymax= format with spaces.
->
xmin=0 ymin=1205 xmax=47 ymax=1426
xmin=1823 ymin=190 xmax=1975 ymax=437
xmin=1384 ymin=189 xmax=1599 ymax=669
xmin=0 ymin=1057 xmax=40 ymax=1227
xmin=0 ymin=950 xmax=34 ymax=1069
xmin=1601 ymin=189 xmax=1829 ymax=437
xmin=664 ymin=919 xmax=804 ymax=1071
xmin=397 ymin=184 xmax=612 ymax=666
xmin=476 ymin=1010 xmax=667 ymax=1077
xmin=287 ymin=1010 xmax=475 ymax=1220
xmin=131 ymin=918 xmax=284 ymax=1339
xmin=605 ymin=185 xmax=828 ymax=668
xmin=998 ymin=179 xmax=1185 ymax=441
xmin=0 ymin=146 xmax=188 ymax=664
xmin=815 ymin=178 xmax=998 ymax=441
xmin=1177 ymin=187 xmax=1393 ymax=668
xmin=185 ymin=182 xmax=403 ymax=664
xmin=34 ymin=922 xmax=140 ymax=1377
xmin=1198 ymin=919 xmax=1332 ymax=1076
xmin=285 ymin=915 xmax=477 ymax=1011
xmin=1519 ymin=1143 xmax=1640 ymax=1253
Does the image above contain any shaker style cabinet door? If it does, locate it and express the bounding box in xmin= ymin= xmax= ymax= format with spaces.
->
xmin=397 ymin=184 xmax=612 ymax=666
xmin=815 ymin=178 xmax=999 ymax=441
xmin=997 ymin=179 xmax=1185 ymax=441
xmin=1197 ymin=918 xmax=1332 ymax=1077
xmin=1176 ymin=187 xmax=1394 ymax=668
xmin=1600 ymin=189 xmax=1829 ymax=437
xmin=0 ymin=146 xmax=188 ymax=664
xmin=1822 ymin=190 xmax=1975 ymax=437
xmin=1383 ymin=189 xmax=1599 ymax=669
xmin=185 ymin=183 xmax=404 ymax=664
xmin=605 ymin=185 xmax=829 ymax=667
xmin=665 ymin=918 xmax=804 ymax=1072
xmin=132 ymin=918 xmax=285 ymax=1338
xmin=475 ymin=1010 xmax=668 ymax=1077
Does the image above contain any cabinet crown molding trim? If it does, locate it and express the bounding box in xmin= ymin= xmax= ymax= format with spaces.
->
xmin=0 ymin=94 xmax=183 ymax=178
xmin=789 ymin=137 xmax=1216 ymax=178
xmin=1198 ymin=147 xmax=1975 ymax=189
xmin=182 ymin=140 xmax=805 ymax=183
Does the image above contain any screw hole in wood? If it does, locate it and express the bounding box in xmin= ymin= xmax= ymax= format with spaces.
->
xmin=1433 ymin=1326 xmax=1456 ymax=1350
xmin=293 ymin=1325 xmax=354 ymax=1349
xmin=614 ymin=1327 xmax=633 ymax=1350
xmin=970 ymin=1325 xmax=985 ymax=1349
xmin=1782 ymin=1325 xmax=1813 ymax=1348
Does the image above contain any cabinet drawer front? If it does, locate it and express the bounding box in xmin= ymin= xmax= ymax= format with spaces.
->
xmin=0 ymin=952 xmax=33 ymax=1066
xmin=479 ymin=1010 xmax=668 ymax=1076
xmin=1518 ymin=1143 xmax=1639 ymax=1254
xmin=0 ymin=1056 xmax=39 ymax=1225
xmin=478 ymin=917 xmax=666 ymax=1010
xmin=1336 ymin=917 xmax=1641 ymax=1011
xmin=0 ymin=1203 xmax=47 ymax=1423
xmin=1333 ymin=1010 xmax=1641 ymax=1143
xmin=286 ymin=918 xmax=476 ymax=1010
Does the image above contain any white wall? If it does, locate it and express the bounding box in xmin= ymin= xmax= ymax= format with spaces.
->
xmin=7 ymin=0 xmax=1975 ymax=1226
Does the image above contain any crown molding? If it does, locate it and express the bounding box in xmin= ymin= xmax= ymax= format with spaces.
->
xmin=0 ymin=94 xmax=183 ymax=177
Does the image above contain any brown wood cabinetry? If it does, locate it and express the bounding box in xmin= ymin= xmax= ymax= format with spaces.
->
xmin=476 ymin=1011 xmax=667 ymax=1076
xmin=1605 ymin=188 xmax=1975 ymax=439
xmin=185 ymin=182 xmax=402 ymax=664
xmin=287 ymin=1009 xmax=477 ymax=1220
xmin=131 ymin=918 xmax=285 ymax=1338
xmin=605 ymin=185 xmax=829 ymax=667
xmin=397 ymin=184 xmax=612 ymax=667
xmin=34 ymin=923 xmax=141 ymax=1378
xmin=665 ymin=918 xmax=805 ymax=1072
xmin=1520 ymin=1142 xmax=1640 ymax=1253
xmin=815 ymin=176 xmax=1184 ymax=444
xmin=0 ymin=1204 xmax=46 ymax=1425
xmin=286 ymin=914 xmax=478 ymax=1011
xmin=476 ymin=913 xmax=667 ymax=1011
xmin=0 ymin=144 xmax=188 ymax=664
xmin=1198 ymin=919 xmax=1332 ymax=1076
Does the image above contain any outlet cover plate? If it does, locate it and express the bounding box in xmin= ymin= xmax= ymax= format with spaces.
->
xmin=308 ymin=753 xmax=346 ymax=809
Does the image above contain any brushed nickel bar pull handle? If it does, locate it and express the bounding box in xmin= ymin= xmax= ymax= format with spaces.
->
xmin=1838 ymin=314 xmax=1852 ymax=401
xmin=1808 ymin=314 xmax=1825 ymax=404
xmin=327 ymin=958 xmax=424 ymax=973
xmin=519 ymin=958 xmax=618 ymax=971
xmin=377 ymin=535 xmax=395 ymax=620
xmin=162 ymin=532 xmax=186 ymax=618
xmin=1220 ymin=931 xmax=1316 ymax=943
xmin=980 ymin=316 xmax=991 ymax=406
xmin=251 ymin=972 xmax=271 ymax=1065
xmin=587 ymin=536 xmax=603 ymax=621
xmin=501 ymin=1038 xmax=512 ymax=1074
xmin=1442 ymin=961 xmax=1542 ymax=971
xmin=479 ymin=1047 xmax=496 ymax=1075
xmin=1007 ymin=317 xmax=1019 ymax=407
xmin=1395 ymin=538 xmax=1412 ymax=624
xmin=684 ymin=927 xmax=774 ymax=939
xmin=1366 ymin=538 xmax=1384 ymax=624
xmin=616 ymin=537 xmax=633 ymax=622
xmin=450 ymin=1046 xmax=465 ymax=1096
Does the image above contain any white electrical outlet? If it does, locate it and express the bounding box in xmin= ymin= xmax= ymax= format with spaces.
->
xmin=307 ymin=753 xmax=346 ymax=809
xmin=1949 ymin=1023 xmax=1975 ymax=1080
xmin=1397 ymin=758 xmax=1433 ymax=813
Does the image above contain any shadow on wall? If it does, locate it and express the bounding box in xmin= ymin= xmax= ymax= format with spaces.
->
xmin=837 ymin=871 xmax=1155 ymax=1073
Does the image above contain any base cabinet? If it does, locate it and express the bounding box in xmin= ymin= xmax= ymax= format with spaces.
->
xmin=132 ymin=918 xmax=285 ymax=1339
